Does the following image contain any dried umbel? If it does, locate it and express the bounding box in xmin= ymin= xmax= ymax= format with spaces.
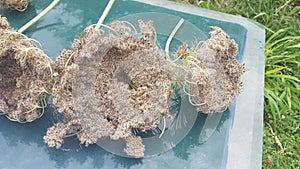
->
xmin=0 ymin=24 xmax=54 ymax=122
xmin=181 ymin=27 xmax=245 ymax=113
xmin=46 ymin=20 xmax=174 ymax=158
xmin=1 ymin=0 xmax=29 ymax=11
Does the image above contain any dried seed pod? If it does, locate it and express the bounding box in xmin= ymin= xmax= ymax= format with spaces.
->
xmin=0 ymin=21 xmax=54 ymax=122
xmin=1 ymin=0 xmax=29 ymax=11
xmin=184 ymin=27 xmax=245 ymax=113
xmin=46 ymin=20 xmax=173 ymax=158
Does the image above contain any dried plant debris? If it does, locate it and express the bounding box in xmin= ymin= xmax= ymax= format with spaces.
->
xmin=0 ymin=15 xmax=9 ymax=29
xmin=0 ymin=18 xmax=53 ymax=123
xmin=124 ymin=135 xmax=145 ymax=158
xmin=46 ymin=20 xmax=174 ymax=158
xmin=182 ymin=26 xmax=245 ymax=113
xmin=1 ymin=0 xmax=29 ymax=11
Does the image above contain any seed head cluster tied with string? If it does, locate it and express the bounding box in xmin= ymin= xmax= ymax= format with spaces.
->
xmin=177 ymin=26 xmax=245 ymax=114
xmin=1 ymin=0 xmax=29 ymax=11
xmin=0 ymin=0 xmax=244 ymax=157
xmin=44 ymin=20 xmax=174 ymax=158
xmin=44 ymin=18 xmax=244 ymax=158
xmin=0 ymin=15 xmax=54 ymax=123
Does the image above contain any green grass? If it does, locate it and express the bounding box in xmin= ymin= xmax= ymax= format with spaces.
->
xmin=175 ymin=0 xmax=300 ymax=168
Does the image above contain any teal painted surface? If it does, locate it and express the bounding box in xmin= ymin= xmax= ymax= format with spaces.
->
xmin=0 ymin=0 xmax=247 ymax=168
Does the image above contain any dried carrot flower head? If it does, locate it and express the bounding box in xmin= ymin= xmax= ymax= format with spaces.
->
xmin=0 ymin=20 xmax=54 ymax=122
xmin=183 ymin=27 xmax=245 ymax=113
xmin=46 ymin=20 xmax=174 ymax=158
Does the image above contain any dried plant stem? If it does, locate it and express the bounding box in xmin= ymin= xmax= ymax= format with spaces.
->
xmin=188 ymin=94 xmax=206 ymax=106
xmin=47 ymin=63 xmax=54 ymax=77
xmin=188 ymin=60 xmax=205 ymax=72
xmin=165 ymin=18 xmax=185 ymax=57
xmin=8 ymin=31 xmax=27 ymax=39
xmin=0 ymin=112 xmax=7 ymax=115
xmin=18 ymin=0 xmax=60 ymax=33
xmin=122 ymin=21 xmax=138 ymax=36
xmin=172 ymin=54 xmax=183 ymax=63
xmin=187 ymin=55 xmax=202 ymax=64
xmin=6 ymin=115 xmax=22 ymax=122
xmin=28 ymin=38 xmax=43 ymax=48
xmin=63 ymin=130 xmax=83 ymax=139
xmin=159 ymin=117 xmax=166 ymax=138
xmin=64 ymin=52 xmax=75 ymax=68
xmin=22 ymin=106 xmax=40 ymax=115
xmin=95 ymin=0 xmax=115 ymax=30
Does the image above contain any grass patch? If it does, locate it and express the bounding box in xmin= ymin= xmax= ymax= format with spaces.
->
xmin=175 ymin=0 xmax=300 ymax=168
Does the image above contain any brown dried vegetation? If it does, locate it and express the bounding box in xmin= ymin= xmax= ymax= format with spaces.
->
xmin=45 ymin=20 xmax=174 ymax=158
xmin=1 ymin=0 xmax=29 ymax=11
xmin=182 ymin=27 xmax=245 ymax=113
xmin=0 ymin=15 xmax=54 ymax=122
xmin=44 ymin=20 xmax=245 ymax=158
xmin=0 ymin=14 xmax=244 ymax=157
xmin=0 ymin=16 xmax=9 ymax=29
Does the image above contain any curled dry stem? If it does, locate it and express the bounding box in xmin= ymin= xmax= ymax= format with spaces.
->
xmin=90 ymin=23 xmax=115 ymax=32
xmin=188 ymin=94 xmax=206 ymax=107
xmin=122 ymin=21 xmax=138 ymax=37
xmin=165 ymin=18 xmax=185 ymax=57
xmin=28 ymin=38 xmax=43 ymax=49
xmin=187 ymin=59 xmax=205 ymax=72
xmin=63 ymin=129 xmax=84 ymax=139
xmin=0 ymin=111 xmax=8 ymax=115
xmin=64 ymin=52 xmax=75 ymax=68
xmin=159 ymin=117 xmax=166 ymax=138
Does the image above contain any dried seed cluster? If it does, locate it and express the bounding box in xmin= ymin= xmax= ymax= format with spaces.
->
xmin=45 ymin=20 xmax=173 ymax=158
xmin=1 ymin=13 xmax=244 ymax=157
xmin=183 ymin=27 xmax=245 ymax=113
xmin=124 ymin=135 xmax=145 ymax=158
xmin=0 ymin=16 xmax=54 ymax=122
xmin=0 ymin=15 xmax=9 ymax=29
xmin=1 ymin=0 xmax=29 ymax=11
